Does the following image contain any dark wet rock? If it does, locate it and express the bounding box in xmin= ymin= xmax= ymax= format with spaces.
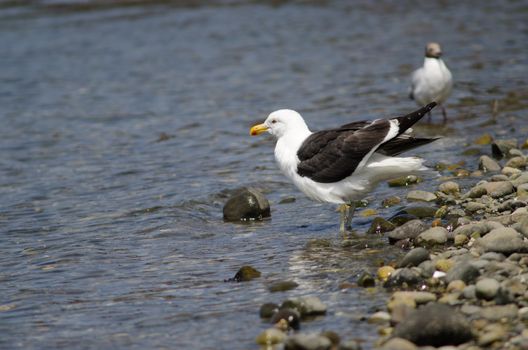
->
xmin=445 ymin=261 xmax=480 ymax=284
xmin=397 ymin=247 xmax=430 ymax=268
xmin=406 ymin=190 xmax=437 ymax=202
xmin=357 ymin=271 xmax=375 ymax=288
xmin=392 ymin=303 xmax=473 ymax=346
xmin=223 ymin=187 xmax=270 ymax=221
xmin=229 ymin=265 xmax=261 ymax=282
xmin=438 ymin=181 xmax=460 ymax=195
xmin=366 ymin=217 xmax=395 ymax=235
xmin=491 ymin=139 xmax=518 ymax=159
xmin=380 ymin=337 xmax=417 ymax=350
xmin=416 ymin=227 xmax=448 ymax=245
xmin=284 ymin=333 xmax=332 ymax=350
xmin=479 ymin=155 xmax=501 ymax=172
xmin=474 ymin=227 xmax=528 ymax=255
xmin=271 ymin=308 xmax=301 ymax=330
xmin=505 ymin=156 xmax=526 ymax=169
xmin=260 ymin=303 xmax=279 ymax=318
xmin=475 ymin=278 xmax=501 ymax=300
xmin=381 ymin=195 xmax=401 ymax=208
xmin=388 ymin=175 xmax=422 ymax=187
xmin=387 ymin=220 xmax=429 ymax=244
xmin=269 ymin=280 xmax=299 ymax=293
xmin=384 ymin=268 xmax=423 ymax=288
xmin=389 ymin=214 xmax=419 ymax=227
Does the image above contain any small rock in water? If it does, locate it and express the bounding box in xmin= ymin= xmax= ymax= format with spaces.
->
xmin=381 ymin=195 xmax=401 ymax=207
xmin=406 ymin=190 xmax=437 ymax=202
xmin=396 ymin=247 xmax=430 ymax=268
xmin=438 ymin=181 xmax=460 ymax=195
xmin=292 ymin=296 xmax=327 ymax=316
xmin=416 ymin=227 xmax=448 ymax=245
xmin=366 ymin=217 xmax=395 ymax=235
xmin=260 ymin=303 xmax=279 ymax=318
xmin=284 ymin=333 xmax=332 ymax=350
xmin=474 ymin=133 xmax=493 ymax=145
xmin=269 ymin=280 xmax=299 ymax=292
xmin=491 ymin=139 xmax=518 ymax=159
xmin=475 ymin=278 xmax=501 ymax=300
xmin=388 ymin=175 xmax=422 ymax=187
xmin=479 ymin=155 xmax=501 ymax=172
xmin=388 ymin=220 xmax=429 ymax=244
xmin=230 ymin=265 xmax=261 ymax=282
xmin=377 ymin=266 xmax=396 ymax=281
xmin=392 ymin=303 xmax=473 ymax=346
xmin=398 ymin=206 xmax=437 ymax=219
xmin=357 ymin=271 xmax=375 ymax=287
xmin=271 ymin=308 xmax=301 ymax=331
xmin=223 ymin=187 xmax=271 ymax=221
xmin=279 ymin=196 xmax=296 ymax=204
xmin=384 ymin=268 xmax=423 ymax=288
xmin=368 ymin=311 xmax=391 ymax=324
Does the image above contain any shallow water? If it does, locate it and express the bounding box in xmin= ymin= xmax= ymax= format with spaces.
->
xmin=1 ymin=0 xmax=527 ymax=349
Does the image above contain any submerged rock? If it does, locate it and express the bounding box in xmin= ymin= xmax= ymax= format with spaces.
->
xmin=223 ymin=187 xmax=270 ymax=221
xmin=357 ymin=271 xmax=375 ymax=287
xmin=388 ymin=175 xmax=422 ymax=187
xmin=438 ymin=181 xmax=460 ymax=195
xmin=381 ymin=196 xmax=401 ymax=207
xmin=259 ymin=303 xmax=279 ymax=318
xmin=392 ymin=303 xmax=473 ymax=346
xmin=366 ymin=217 xmax=395 ymax=235
xmin=269 ymin=280 xmax=299 ymax=292
xmin=291 ymin=296 xmax=327 ymax=316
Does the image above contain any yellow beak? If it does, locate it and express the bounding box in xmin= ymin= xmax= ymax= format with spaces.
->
xmin=249 ymin=123 xmax=269 ymax=136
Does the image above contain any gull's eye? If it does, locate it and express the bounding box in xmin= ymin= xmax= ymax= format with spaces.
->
xmin=271 ymin=119 xmax=277 ymax=124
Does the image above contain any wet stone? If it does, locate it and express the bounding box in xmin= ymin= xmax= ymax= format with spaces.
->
xmin=230 ymin=265 xmax=261 ymax=282
xmin=446 ymin=261 xmax=480 ymax=284
xmin=338 ymin=340 xmax=362 ymax=350
xmin=464 ymin=201 xmax=487 ymax=212
xmin=474 ymin=133 xmax=493 ymax=145
xmin=269 ymin=280 xmax=299 ymax=293
xmin=392 ymin=303 xmax=473 ymax=346
xmin=271 ymin=308 xmax=301 ymax=331
xmin=366 ymin=217 xmax=395 ymax=235
xmin=384 ymin=268 xmax=423 ymax=288
xmin=223 ymin=187 xmax=271 ymax=221
xmin=380 ymin=337 xmax=417 ymax=350
xmin=388 ymin=220 xmax=429 ymax=244
xmin=256 ymin=328 xmax=286 ymax=346
xmin=399 ymin=206 xmax=438 ymax=219
xmin=377 ymin=266 xmax=396 ymax=281
xmin=478 ymin=304 xmax=519 ymax=321
xmin=438 ymin=181 xmax=460 ymax=195
xmin=492 ymin=139 xmax=518 ymax=159
xmin=284 ymin=333 xmax=332 ymax=350
xmin=483 ymin=181 xmax=514 ymax=198
xmin=388 ymin=175 xmax=422 ymax=187
xmin=392 ymin=291 xmax=436 ymax=305
xmin=357 ymin=271 xmax=375 ymax=288
xmin=406 ymin=190 xmax=437 ymax=202
xmin=389 ymin=214 xmax=419 ymax=227
xmin=517 ymin=183 xmax=528 ymax=198
xmin=505 ymin=156 xmax=526 ymax=169
xmin=292 ymin=296 xmax=327 ymax=316
xmin=368 ymin=311 xmax=391 ymax=324
xmin=381 ymin=195 xmax=401 ymax=207
xmin=397 ymin=247 xmax=430 ymax=268
xmin=260 ymin=303 xmax=279 ymax=318
xmin=416 ymin=227 xmax=448 ymax=245
xmin=479 ymin=155 xmax=501 ymax=172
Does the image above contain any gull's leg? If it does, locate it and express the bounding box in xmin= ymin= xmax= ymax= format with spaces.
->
xmin=338 ymin=204 xmax=346 ymax=233
xmin=441 ymin=105 xmax=448 ymax=123
xmin=427 ymin=111 xmax=432 ymax=123
xmin=344 ymin=202 xmax=356 ymax=230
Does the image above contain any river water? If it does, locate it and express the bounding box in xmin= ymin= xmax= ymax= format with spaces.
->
xmin=1 ymin=0 xmax=527 ymax=349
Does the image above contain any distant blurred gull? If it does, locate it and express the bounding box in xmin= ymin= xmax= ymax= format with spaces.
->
xmin=250 ymin=103 xmax=438 ymax=232
xmin=410 ymin=42 xmax=453 ymax=122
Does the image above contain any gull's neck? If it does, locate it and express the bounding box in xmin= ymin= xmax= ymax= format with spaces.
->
xmin=424 ymin=57 xmax=446 ymax=70
xmin=274 ymin=127 xmax=312 ymax=178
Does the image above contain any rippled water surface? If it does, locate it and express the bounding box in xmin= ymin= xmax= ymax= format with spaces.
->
xmin=1 ymin=0 xmax=528 ymax=349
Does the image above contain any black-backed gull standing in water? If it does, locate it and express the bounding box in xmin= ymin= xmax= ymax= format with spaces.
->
xmin=250 ymin=102 xmax=439 ymax=232
xmin=410 ymin=43 xmax=453 ymax=122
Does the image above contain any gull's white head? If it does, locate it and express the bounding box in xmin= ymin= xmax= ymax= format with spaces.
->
xmin=425 ymin=42 xmax=443 ymax=58
xmin=250 ymin=109 xmax=309 ymax=139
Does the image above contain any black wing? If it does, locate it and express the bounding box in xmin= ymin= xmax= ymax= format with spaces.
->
xmin=296 ymin=103 xmax=437 ymax=183
xmin=296 ymin=119 xmax=392 ymax=183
